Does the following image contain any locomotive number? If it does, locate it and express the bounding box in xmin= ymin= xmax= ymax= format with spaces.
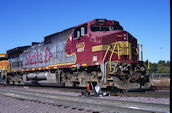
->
xmin=76 ymin=42 xmax=85 ymax=52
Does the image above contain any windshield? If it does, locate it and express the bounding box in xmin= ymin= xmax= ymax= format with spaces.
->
xmin=91 ymin=25 xmax=110 ymax=32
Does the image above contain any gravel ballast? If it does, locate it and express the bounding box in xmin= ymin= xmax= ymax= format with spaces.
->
xmin=0 ymin=94 xmax=96 ymax=113
xmin=0 ymin=86 xmax=169 ymax=113
xmin=4 ymin=86 xmax=169 ymax=105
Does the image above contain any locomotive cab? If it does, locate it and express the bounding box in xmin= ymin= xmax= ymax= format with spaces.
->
xmin=71 ymin=19 xmax=139 ymax=64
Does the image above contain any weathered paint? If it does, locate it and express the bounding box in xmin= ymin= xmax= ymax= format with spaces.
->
xmin=7 ymin=19 xmax=138 ymax=73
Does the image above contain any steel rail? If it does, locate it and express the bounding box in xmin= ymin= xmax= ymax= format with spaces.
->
xmin=0 ymin=88 xmax=169 ymax=113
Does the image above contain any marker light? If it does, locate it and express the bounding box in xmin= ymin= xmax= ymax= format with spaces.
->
xmin=123 ymin=32 xmax=126 ymax=40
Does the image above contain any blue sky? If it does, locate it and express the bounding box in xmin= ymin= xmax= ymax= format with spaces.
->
xmin=0 ymin=0 xmax=170 ymax=63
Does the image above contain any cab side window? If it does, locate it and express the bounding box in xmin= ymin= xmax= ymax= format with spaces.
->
xmin=77 ymin=30 xmax=80 ymax=38
xmin=73 ymin=25 xmax=87 ymax=39
xmin=73 ymin=28 xmax=80 ymax=39
xmin=81 ymin=27 xmax=84 ymax=37
xmin=73 ymin=29 xmax=77 ymax=38
xmin=84 ymin=26 xmax=87 ymax=35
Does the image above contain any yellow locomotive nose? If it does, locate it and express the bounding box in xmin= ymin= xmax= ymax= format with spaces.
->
xmin=0 ymin=54 xmax=10 ymax=71
xmin=0 ymin=60 xmax=10 ymax=71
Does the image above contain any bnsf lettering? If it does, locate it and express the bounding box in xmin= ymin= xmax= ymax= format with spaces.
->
xmin=26 ymin=48 xmax=52 ymax=65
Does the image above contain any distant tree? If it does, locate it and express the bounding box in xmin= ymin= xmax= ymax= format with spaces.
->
xmin=158 ymin=60 xmax=165 ymax=66
xmin=149 ymin=60 xmax=170 ymax=74
xmin=165 ymin=61 xmax=170 ymax=67
xmin=149 ymin=63 xmax=157 ymax=73
xmin=157 ymin=67 xmax=169 ymax=73
xmin=166 ymin=61 xmax=170 ymax=65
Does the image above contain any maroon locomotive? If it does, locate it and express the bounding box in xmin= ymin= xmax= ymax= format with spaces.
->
xmin=1 ymin=19 xmax=150 ymax=89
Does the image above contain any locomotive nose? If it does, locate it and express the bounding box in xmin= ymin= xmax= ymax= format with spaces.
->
xmin=100 ymin=31 xmax=126 ymax=45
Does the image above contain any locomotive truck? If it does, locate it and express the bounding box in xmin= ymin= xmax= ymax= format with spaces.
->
xmin=0 ymin=19 xmax=150 ymax=89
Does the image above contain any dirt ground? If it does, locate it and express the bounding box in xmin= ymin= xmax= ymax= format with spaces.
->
xmin=150 ymin=77 xmax=170 ymax=87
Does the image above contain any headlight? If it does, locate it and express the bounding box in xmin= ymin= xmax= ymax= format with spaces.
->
xmin=123 ymin=32 xmax=126 ymax=40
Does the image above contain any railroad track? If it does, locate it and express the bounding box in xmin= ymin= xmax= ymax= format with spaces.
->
xmin=0 ymin=87 xmax=169 ymax=113
xmin=0 ymin=84 xmax=169 ymax=98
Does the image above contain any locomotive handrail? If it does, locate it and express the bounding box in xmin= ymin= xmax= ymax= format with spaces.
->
xmin=138 ymin=44 xmax=150 ymax=70
xmin=136 ymin=44 xmax=139 ymax=60
xmin=102 ymin=43 xmax=119 ymax=83
xmin=102 ymin=45 xmax=111 ymax=63
xmin=103 ymin=42 xmax=134 ymax=81
xmin=102 ymin=45 xmax=111 ymax=83
xmin=109 ymin=43 xmax=117 ymax=72
xmin=141 ymin=44 xmax=143 ymax=61
xmin=117 ymin=44 xmax=120 ymax=60
xmin=142 ymin=45 xmax=150 ymax=70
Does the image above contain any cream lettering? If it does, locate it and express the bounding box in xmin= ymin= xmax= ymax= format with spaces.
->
xmin=25 ymin=47 xmax=53 ymax=65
